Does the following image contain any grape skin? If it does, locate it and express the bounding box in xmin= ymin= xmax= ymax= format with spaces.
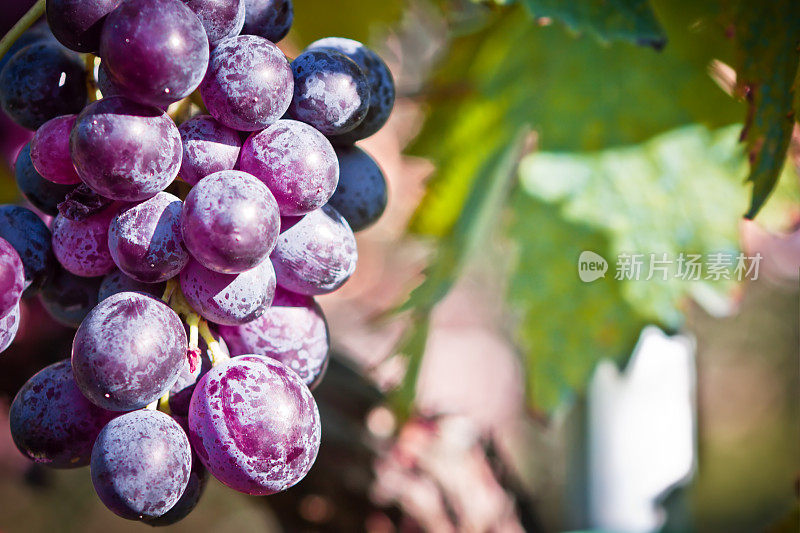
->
xmin=179 ymin=257 xmax=276 ymax=326
xmin=70 ymin=97 xmax=182 ymax=202
xmin=178 ymin=115 xmax=242 ymax=186
xmin=9 ymin=359 xmax=117 ymax=468
xmin=109 ymin=192 xmax=190 ymax=283
xmin=0 ymin=24 xmax=56 ymax=74
xmin=271 ymin=205 xmax=357 ymax=295
xmin=200 ymin=35 xmax=293 ymax=131
xmin=242 ymin=0 xmax=293 ymax=43
xmin=182 ymin=171 xmax=280 ymax=274
xmin=0 ymin=304 xmax=21 ymax=353
xmin=0 ymin=205 xmax=56 ymax=290
xmin=91 ymin=410 xmax=192 ymax=520
xmin=98 ymin=270 xmax=165 ymax=302
xmin=183 ymin=0 xmax=245 ymax=48
xmin=100 ymin=0 xmax=209 ymax=107
xmin=328 ymin=145 xmax=388 ymax=231
xmin=46 ymin=0 xmax=122 ymax=53
xmin=72 ymin=292 xmax=188 ymax=411
xmin=15 ymin=143 xmax=79 ymax=216
xmin=39 ymin=266 xmax=102 ymax=328
xmin=52 ymin=205 xmax=118 ymax=278
xmin=188 ymin=355 xmax=321 ymax=495
xmin=239 ymin=119 xmax=339 ymax=216
xmin=0 ymin=236 xmax=25 ymax=319
xmin=30 ymin=114 xmax=82 ymax=184
xmin=309 ymin=37 xmax=396 ymax=144
xmin=0 ymin=42 xmax=87 ymax=130
xmin=288 ymin=49 xmax=370 ymax=136
xmin=218 ymin=287 xmax=329 ymax=389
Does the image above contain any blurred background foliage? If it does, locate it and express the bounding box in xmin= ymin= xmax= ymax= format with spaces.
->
xmin=0 ymin=0 xmax=798 ymax=531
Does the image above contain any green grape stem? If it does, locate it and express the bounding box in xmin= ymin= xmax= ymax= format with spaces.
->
xmin=199 ymin=320 xmax=229 ymax=367
xmin=0 ymin=0 xmax=46 ymax=61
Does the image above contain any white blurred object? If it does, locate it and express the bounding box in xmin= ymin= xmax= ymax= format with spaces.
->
xmin=588 ymin=326 xmax=696 ymax=533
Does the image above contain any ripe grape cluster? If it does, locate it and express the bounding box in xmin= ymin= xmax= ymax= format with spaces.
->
xmin=0 ymin=0 xmax=393 ymax=524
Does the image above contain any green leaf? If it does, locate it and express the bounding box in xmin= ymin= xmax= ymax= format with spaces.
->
xmin=519 ymin=0 xmax=666 ymax=49
xmin=727 ymin=0 xmax=800 ymax=218
xmin=510 ymin=125 xmax=754 ymax=410
xmin=409 ymin=1 xmax=741 ymax=237
xmin=290 ymin=0 xmax=405 ymax=47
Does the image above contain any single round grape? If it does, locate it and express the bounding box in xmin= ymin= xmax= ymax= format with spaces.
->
xmin=182 ymin=171 xmax=280 ymax=274
xmin=0 ymin=41 xmax=87 ymax=130
xmin=188 ymin=355 xmax=320 ymax=495
xmin=39 ymin=266 xmax=102 ymax=328
xmin=30 ymin=114 xmax=81 ymax=184
xmin=96 ymin=60 xmax=121 ymax=98
xmin=180 ymin=257 xmax=276 ymax=325
xmin=183 ymin=0 xmax=245 ymax=47
xmin=46 ymin=0 xmax=122 ymax=52
xmin=328 ymin=145 xmax=388 ymax=231
xmin=239 ymin=119 xmax=338 ymax=216
xmin=271 ymin=205 xmax=357 ymax=295
xmin=15 ymin=143 xmax=78 ymax=216
xmin=91 ymin=410 xmax=192 ymax=520
xmin=0 ymin=304 xmax=20 ymax=353
xmin=308 ymin=37 xmax=395 ymax=143
xmin=218 ymin=287 xmax=328 ymax=389
xmin=178 ymin=115 xmax=242 ymax=186
xmin=70 ymin=97 xmax=182 ymax=201
xmin=0 ymin=24 xmax=56 ymax=74
xmin=168 ymin=331 xmax=228 ymax=416
xmin=72 ymin=292 xmax=188 ymax=411
xmin=0 ymin=205 xmax=55 ymax=290
xmin=288 ymin=49 xmax=370 ymax=136
xmin=199 ymin=35 xmax=293 ymax=131
xmin=100 ymin=0 xmax=209 ymax=107
xmin=0 ymin=236 xmax=25 ymax=319
xmin=242 ymin=0 xmax=293 ymax=42
xmin=109 ymin=192 xmax=189 ymax=283
xmin=98 ymin=270 xmax=165 ymax=302
xmin=9 ymin=359 xmax=117 ymax=468
xmin=52 ymin=206 xmax=117 ymax=278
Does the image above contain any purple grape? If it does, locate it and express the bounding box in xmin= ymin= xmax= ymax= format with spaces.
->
xmin=0 ymin=41 xmax=87 ymax=130
xmin=218 ymin=286 xmax=328 ymax=389
xmin=9 ymin=360 xmax=117 ymax=468
xmin=46 ymin=0 xmax=122 ymax=52
xmin=179 ymin=257 xmax=276 ymax=325
xmin=0 ymin=236 xmax=25 ymax=319
xmin=98 ymin=270 xmax=165 ymax=301
xmin=100 ymin=0 xmax=209 ymax=107
xmin=70 ymin=97 xmax=182 ymax=201
xmin=271 ymin=205 xmax=357 ymax=295
xmin=183 ymin=0 xmax=245 ymax=47
xmin=30 ymin=114 xmax=81 ymax=184
xmin=96 ymin=60 xmax=121 ymax=98
xmin=242 ymin=0 xmax=293 ymax=42
xmin=168 ymin=331 xmax=228 ymax=416
xmin=91 ymin=410 xmax=192 ymax=520
xmin=52 ymin=205 xmax=117 ymax=277
xmin=72 ymin=292 xmax=188 ymax=411
xmin=109 ymin=192 xmax=190 ymax=283
xmin=39 ymin=266 xmax=102 ymax=327
xmin=0 ymin=205 xmax=56 ymax=290
xmin=15 ymin=143 xmax=79 ymax=216
xmin=328 ymin=145 xmax=388 ymax=231
xmin=182 ymin=171 xmax=280 ymax=274
xmin=308 ymin=38 xmax=395 ymax=144
xmin=199 ymin=35 xmax=293 ymax=131
xmin=0 ymin=304 xmax=20 ymax=353
xmin=188 ymin=355 xmax=320 ymax=495
xmin=178 ymin=115 xmax=242 ymax=186
xmin=288 ymin=49 xmax=370 ymax=136
xmin=239 ymin=119 xmax=338 ymax=216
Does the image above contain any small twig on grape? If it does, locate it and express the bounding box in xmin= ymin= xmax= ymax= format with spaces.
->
xmin=161 ymin=278 xmax=177 ymax=304
xmin=199 ymin=319 xmax=229 ymax=367
xmin=84 ymin=54 xmax=101 ymax=102
xmin=144 ymin=399 xmax=158 ymax=411
xmin=0 ymin=0 xmax=45 ymax=61
xmin=157 ymin=391 xmax=171 ymax=415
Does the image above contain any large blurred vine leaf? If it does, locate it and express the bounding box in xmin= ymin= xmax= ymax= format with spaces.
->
xmin=409 ymin=0 xmax=741 ymax=237
xmin=726 ymin=0 xmax=800 ymax=218
xmin=290 ymin=0 xmax=405 ymax=46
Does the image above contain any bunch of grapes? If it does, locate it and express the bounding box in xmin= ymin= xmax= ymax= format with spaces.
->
xmin=0 ymin=0 xmax=393 ymax=524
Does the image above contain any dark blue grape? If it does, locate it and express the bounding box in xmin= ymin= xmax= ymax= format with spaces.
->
xmin=328 ymin=145 xmax=387 ymax=231
xmin=91 ymin=410 xmax=192 ymax=520
xmin=0 ymin=41 xmax=87 ymax=130
xmin=98 ymin=270 xmax=164 ymax=302
xmin=39 ymin=266 xmax=102 ymax=328
xmin=15 ymin=143 xmax=78 ymax=216
xmin=46 ymin=0 xmax=122 ymax=52
xmin=242 ymin=0 xmax=292 ymax=42
xmin=0 ymin=205 xmax=55 ymax=290
xmin=0 ymin=24 xmax=56 ymax=73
